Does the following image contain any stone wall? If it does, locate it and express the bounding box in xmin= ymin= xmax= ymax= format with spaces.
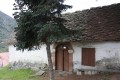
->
xmin=9 ymin=61 xmax=48 ymax=76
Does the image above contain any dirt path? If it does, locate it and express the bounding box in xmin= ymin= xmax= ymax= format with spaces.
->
xmin=43 ymin=71 xmax=120 ymax=80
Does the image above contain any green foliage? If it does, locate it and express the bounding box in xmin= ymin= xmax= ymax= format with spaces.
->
xmin=13 ymin=0 xmax=73 ymax=50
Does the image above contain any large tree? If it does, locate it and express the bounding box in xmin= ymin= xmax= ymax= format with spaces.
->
xmin=13 ymin=0 xmax=72 ymax=80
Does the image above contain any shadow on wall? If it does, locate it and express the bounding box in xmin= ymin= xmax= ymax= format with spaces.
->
xmin=0 ymin=52 xmax=9 ymax=67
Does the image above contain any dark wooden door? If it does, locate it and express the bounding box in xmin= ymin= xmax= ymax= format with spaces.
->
xmin=56 ymin=49 xmax=63 ymax=71
xmin=55 ymin=45 xmax=69 ymax=71
xmin=63 ymin=50 xmax=69 ymax=71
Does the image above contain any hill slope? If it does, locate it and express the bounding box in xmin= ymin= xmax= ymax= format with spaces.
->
xmin=0 ymin=11 xmax=17 ymax=52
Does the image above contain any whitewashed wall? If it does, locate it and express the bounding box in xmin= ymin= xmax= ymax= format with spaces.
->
xmin=9 ymin=42 xmax=120 ymax=71
xmin=9 ymin=45 xmax=48 ymax=63
xmin=72 ymin=42 xmax=120 ymax=70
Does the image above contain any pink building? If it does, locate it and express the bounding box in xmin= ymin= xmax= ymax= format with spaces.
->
xmin=0 ymin=52 xmax=9 ymax=67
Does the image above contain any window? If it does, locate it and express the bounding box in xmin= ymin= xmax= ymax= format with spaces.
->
xmin=82 ymin=48 xmax=95 ymax=66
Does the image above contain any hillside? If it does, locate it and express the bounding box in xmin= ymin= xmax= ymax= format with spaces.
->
xmin=0 ymin=11 xmax=17 ymax=52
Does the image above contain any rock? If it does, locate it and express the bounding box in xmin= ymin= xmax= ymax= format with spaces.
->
xmin=35 ymin=70 xmax=45 ymax=76
xmin=39 ymin=63 xmax=48 ymax=70
xmin=31 ymin=67 xmax=40 ymax=72
xmin=39 ymin=63 xmax=46 ymax=69
xmin=9 ymin=61 xmax=48 ymax=71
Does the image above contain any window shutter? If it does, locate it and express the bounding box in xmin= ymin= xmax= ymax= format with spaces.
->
xmin=82 ymin=48 xmax=95 ymax=66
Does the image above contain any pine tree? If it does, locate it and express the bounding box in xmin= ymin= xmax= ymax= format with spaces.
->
xmin=13 ymin=0 xmax=72 ymax=80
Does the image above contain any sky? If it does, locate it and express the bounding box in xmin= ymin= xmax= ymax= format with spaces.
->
xmin=0 ymin=0 xmax=15 ymax=17
xmin=0 ymin=0 xmax=120 ymax=17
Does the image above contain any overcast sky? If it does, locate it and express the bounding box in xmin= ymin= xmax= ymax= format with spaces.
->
xmin=0 ymin=0 xmax=120 ymax=17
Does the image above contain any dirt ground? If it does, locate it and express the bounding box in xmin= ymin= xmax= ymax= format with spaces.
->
xmin=42 ymin=71 xmax=120 ymax=80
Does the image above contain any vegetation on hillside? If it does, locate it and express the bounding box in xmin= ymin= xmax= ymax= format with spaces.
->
xmin=0 ymin=11 xmax=17 ymax=52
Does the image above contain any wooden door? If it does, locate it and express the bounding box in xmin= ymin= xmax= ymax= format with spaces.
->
xmin=56 ymin=49 xmax=63 ymax=71
xmin=55 ymin=45 xmax=69 ymax=71
xmin=63 ymin=50 xmax=69 ymax=71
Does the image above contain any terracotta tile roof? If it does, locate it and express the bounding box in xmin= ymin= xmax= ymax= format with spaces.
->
xmin=63 ymin=3 xmax=120 ymax=41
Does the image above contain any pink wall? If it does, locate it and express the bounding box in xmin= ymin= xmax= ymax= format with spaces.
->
xmin=0 ymin=52 xmax=9 ymax=67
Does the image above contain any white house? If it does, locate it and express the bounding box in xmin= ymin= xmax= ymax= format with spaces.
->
xmin=9 ymin=45 xmax=48 ymax=63
xmin=9 ymin=3 xmax=120 ymax=74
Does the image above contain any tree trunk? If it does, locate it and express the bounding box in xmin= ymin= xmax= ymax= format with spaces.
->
xmin=46 ymin=42 xmax=54 ymax=80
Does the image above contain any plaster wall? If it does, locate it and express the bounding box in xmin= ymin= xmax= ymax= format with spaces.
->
xmin=72 ymin=42 xmax=120 ymax=70
xmin=0 ymin=52 xmax=9 ymax=66
xmin=9 ymin=42 xmax=120 ymax=71
xmin=9 ymin=45 xmax=48 ymax=63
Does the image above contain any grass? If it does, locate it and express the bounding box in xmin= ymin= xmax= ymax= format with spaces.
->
xmin=0 ymin=67 xmax=44 ymax=80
